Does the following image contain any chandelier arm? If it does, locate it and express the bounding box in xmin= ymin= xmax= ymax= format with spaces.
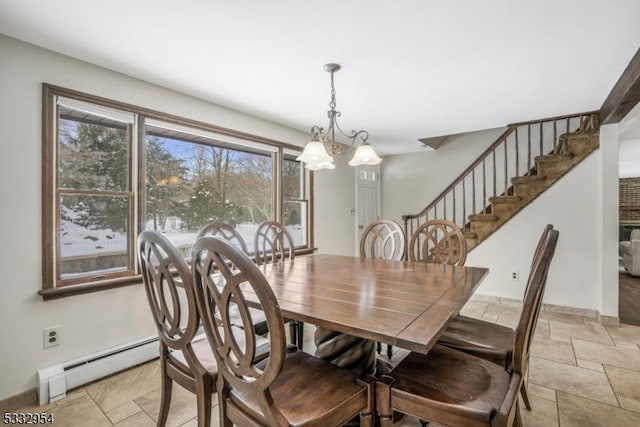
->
xmin=332 ymin=119 xmax=369 ymax=144
xmin=310 ymin=125 xmax=324 ymax=139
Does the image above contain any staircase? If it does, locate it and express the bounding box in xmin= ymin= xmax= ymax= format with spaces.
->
xmin=402 ymin=111 xmax=600 ymax=252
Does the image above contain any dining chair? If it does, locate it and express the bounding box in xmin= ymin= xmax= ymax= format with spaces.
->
xmin=254 ymin=220 xmax=304 ymax=350
xmin=360 ymin=219 xmax=406 ymax=261
xmin=191 ymin=236 xmax=375 ymax=426
xmin=254 ymin=220 xmax=295 ymax=265
xmin=359 ymin=219 xmax=405 ymax=359
xmin=437 ymin=224 xmax=554 ymax=410
xmin=196 ymin=221 xmax=249 ymax=254
xmin=197 ymin=221 xmax=272 ymax=337
xmin=376 ymin=229 xmax=559 ymax=427
xmin=408 ymin=219 xmax=468 ymax=265
xmin=137 ymin=230 xmax=217 ymax=427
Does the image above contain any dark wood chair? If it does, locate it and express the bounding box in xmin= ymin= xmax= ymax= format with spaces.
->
xmin=196 ymin=221 xmax=249 ymax=254
xmin=254 ymin=220 xmax=303 ymax=350
xmin=436 ymin=224 xmax=555 ymax=410
xmin=376 ymin=229 xmax=559 ymax=427
xmin=197 ymin=221 xmax=271 ymax=335
xmin=360 ymin=219 xmax=405 ymax=359
xmin=254 ymin=220 xmax=296 ymax=265
xmin=137 ymin=230 xmax=217 ymax=427
xmin=408 ymin=219 xmax=467 ymax=265
xmin=360 ymin=219 xmax=406 ymax=261
xmin=191 ymin=236 xmax=375 ymax=427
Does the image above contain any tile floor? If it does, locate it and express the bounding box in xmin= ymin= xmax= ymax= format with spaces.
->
xmin=10 ymin=300 xmax=640 ymax=426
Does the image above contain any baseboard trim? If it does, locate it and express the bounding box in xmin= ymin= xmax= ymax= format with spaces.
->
xmin=542 ymin=302 xmax=598 ymax=319
xmin=0 ymin=388 xmax=37 ymax=413
xmin=598 ymin=314 xmax=621 ymax=327
xmin=469 ymin=294 xmax=620 ymax=326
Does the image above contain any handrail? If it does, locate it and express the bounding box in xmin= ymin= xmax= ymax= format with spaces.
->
xmin=507 ymin=110 xmax=599 ymax=127
xmin=402 ymin=126 xmax=516 ymax=221
xmin=401 ymin=111 xmax=599 ymax=243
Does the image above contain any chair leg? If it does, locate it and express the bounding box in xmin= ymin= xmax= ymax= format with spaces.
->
xmin=520 ymin=382 xmax=531 ymax=410
xmin=513 ymin=398 xmax=523 ymax=427
xmin=158 ymin=364 xmax=172 ymax=427
xmin=376 ymin=342 xmax=382 ymax=355
xmin=289 ymin=321 xmax=298 ymax=347
xmin=196 ymin=376 xmax=212 ymax=427
xmin=359 ymin=411 xmax=373 ymax=427
xmin=296 ymin=321 xmax=304 ymax=350
xmin=357 ymin=376 xmax=375 ymax=427
xmin=376 ymin=377 xmax=395 ymax=427
xmin=217 ymin=383 xmax=232 ymax=427
xmin=387 ymin=344 xmax=393 ymax=359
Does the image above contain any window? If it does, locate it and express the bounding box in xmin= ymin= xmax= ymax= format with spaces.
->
xmin=143 ymin=120 xmax=277 ymax=255
xmin=283 ymin=153 xmax=310 ymax=247
xmin=42 ymin=85 xmax=312 ymax=298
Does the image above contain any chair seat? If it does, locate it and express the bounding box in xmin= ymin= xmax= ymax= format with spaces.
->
xmin=230 ymin=350 xmax=369 ymax=426
xmin=169 ymin=332 xmax=218 ymax=373
xmin=437 ymin=315 xmax=513 ymax=368
xmin=387 ymin=345 xmax=515 ymax=424
xmin=170 ymin=329 xmax=271 ymax=374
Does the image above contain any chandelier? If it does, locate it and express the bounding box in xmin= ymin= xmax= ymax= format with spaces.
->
xmin=297 ymin=63 xmax=382 ymax=171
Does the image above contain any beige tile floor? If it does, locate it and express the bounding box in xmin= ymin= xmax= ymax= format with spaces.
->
xmin=10 ymin=300 xmax=640 ymax=426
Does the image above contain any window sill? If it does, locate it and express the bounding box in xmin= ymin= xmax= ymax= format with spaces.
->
xmin=39 ymin=276 xmax=143 ymax=301
xmin=39 ymin=248 xmax=316 ymax=301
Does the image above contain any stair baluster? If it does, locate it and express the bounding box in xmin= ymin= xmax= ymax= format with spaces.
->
xmin=402 ymin=111 xmax=600 ymax=255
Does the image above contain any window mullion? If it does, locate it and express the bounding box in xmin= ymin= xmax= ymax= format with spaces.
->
xmin=275 ymin=148 xmax=283 ymax=223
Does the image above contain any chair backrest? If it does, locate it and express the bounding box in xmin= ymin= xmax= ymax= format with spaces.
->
xmin=360 ymin=219 xmax=405 ymax=261
xmin=137 ymin=231 xmax=203 ymax=368
xmin=524 ymin=224 xmax=554 ymax=301
xmin=191 ymin=236 xmax=288 ymax=426
xmin=197 ymin=221 xmax=249 ymax=254
xmin=512 ymin=229 xmax=559 ymax=378
xmin=408 ymin=219 xmax=467 ymax=265
xmin=253 ymin=220 xmax=295 ymax=265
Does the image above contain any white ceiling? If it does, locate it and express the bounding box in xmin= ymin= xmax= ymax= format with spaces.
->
xmin=1 ymin=0 xmax=639 ymax=155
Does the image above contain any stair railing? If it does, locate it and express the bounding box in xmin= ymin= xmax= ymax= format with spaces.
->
xmin=402 ymin=111 xmax=599 ymax=246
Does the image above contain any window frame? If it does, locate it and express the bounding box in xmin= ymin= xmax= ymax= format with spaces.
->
xmin=282 ymin=153 xmax=310 ymax=248
xmin=41 ymin=83 xmax=313 ymax=300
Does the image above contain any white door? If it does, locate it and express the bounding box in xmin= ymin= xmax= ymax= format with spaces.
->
xmin=355 ymin=165 xmax=381 ymax=254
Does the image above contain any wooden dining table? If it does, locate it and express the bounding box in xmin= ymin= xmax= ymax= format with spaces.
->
xmin=257 ymin=253 xmax=489 ymax=373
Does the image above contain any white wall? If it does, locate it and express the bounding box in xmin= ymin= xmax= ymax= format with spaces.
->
xmin=619 ymin=138 xmax=640 ymax=178
xmin=0 ymin=35 xmax=353 ymax=400
xmin=381 ymin=125 xmax=612 ymax=314
xmin=382 ymin=128 xmax=507 ymax=225
xmin=599 ymin=124 xmax=619 ymax=318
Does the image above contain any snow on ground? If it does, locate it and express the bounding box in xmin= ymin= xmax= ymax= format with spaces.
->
xmin=59 ymin=218 xmax=304 ymax=260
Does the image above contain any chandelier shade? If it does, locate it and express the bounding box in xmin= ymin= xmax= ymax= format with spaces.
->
xmin=299 ymin=63 xmax=382 ymax=171
xmin=296 ymin=139 xmax=334 ymax=166
xmin=349 ymin=142 xmax=383 ymax=166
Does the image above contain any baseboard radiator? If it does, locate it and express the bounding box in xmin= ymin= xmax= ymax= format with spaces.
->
xmin=37 ymin=336 xmax=159 ymax=405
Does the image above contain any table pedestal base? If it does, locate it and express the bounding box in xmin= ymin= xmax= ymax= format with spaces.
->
xmin=314 ymin=326 xmax=377 ymax=376
xmin=314 ymin=327 xmax=404 ymax=426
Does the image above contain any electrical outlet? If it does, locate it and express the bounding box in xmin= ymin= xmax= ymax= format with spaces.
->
xmin=43 ymin=326 xmax=61 ymax=349
xmin=511 ymin=271 xmax=520 ymax=282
